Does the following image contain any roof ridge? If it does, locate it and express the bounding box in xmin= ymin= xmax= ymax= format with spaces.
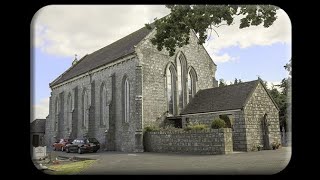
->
xmin=201 ymin=79 xmax=259 ymax=91
xmin=88 ymin=26 xmax=150 ymax=57
xmin=50 ymin=25 xmax=155 ymax=87
xmin=181 ymin=79 xmax=260 ymax=115
xmin=49 ymin=54 xmax=89 ymax=87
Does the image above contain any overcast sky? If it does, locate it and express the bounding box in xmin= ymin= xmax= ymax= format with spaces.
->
xmin=32 ymin=5 xmax=291 ymax=120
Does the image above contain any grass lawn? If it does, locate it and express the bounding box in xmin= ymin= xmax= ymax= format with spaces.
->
xmin=46 ymin=160 xmax=96 ymax=175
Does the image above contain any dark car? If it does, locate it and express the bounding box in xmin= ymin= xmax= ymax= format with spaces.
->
xmin=52 ymin=138 xmax=73 ymax=151
xmin=65 ymin=138 xmax=100 ymax=154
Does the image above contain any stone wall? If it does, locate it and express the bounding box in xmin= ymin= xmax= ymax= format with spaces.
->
xmin=144 ymin=128 xmax=233 ymax=155
xmin=183 ymin=110 xmax=247 ymax=151
xmin=232 ymin=111 xmax=247 ymax=151
xmin=185 ymin=113 xmax=219 ymax=125
xmin=45 ymin=55 xmax=143 ymax=152
xmin=136 ymin=30 xmax=217 ymax=127
xmin=244 ymin=83 xmax=281 ymax=151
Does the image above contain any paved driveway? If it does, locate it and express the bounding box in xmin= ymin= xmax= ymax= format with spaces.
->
xmin=52 ymin=147 xmax=291 ymax=175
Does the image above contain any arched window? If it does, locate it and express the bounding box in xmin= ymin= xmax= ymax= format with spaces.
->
xmin=176 ymin=52 xmax=187 ymax=113
xmin=123 ymin=77 xmax=130 ymax=123
xmin=82 ymin=90 xmax=88 ymax=128
xmin=187 ymin=67 xmax=197 ymax=103
xmin=100 ymin=83 xmax=107 ymax=126
xmin=166 ymin=66 xmax=175 ymax=115
xmin=54 ymin=97 xmax=59 ymax=131
xmin=67 ymin=93 xmax=72 ymax=131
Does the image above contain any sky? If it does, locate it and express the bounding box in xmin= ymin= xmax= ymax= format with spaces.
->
xmin=31 ymin=5 xmax=291 ymax=120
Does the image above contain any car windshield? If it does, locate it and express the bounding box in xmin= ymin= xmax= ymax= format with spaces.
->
xmin=88 ymin=138 xmax=98 ymax=143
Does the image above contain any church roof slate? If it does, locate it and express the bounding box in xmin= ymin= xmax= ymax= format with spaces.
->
xmin=181 ymin=80 xmax=261 ymax=115
xmin=50 ymin=26 xmax=153 ymax=87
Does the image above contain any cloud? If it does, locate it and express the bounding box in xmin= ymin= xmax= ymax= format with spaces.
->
xmin=32 ymin=5 xmax=170 ymax=58
xmin=210 ymin=53 xmax=239 ymax=63
xmin=203 ymin=8 xmax=291 ymax=63
xmin=33 ymin=6 xmax=291 ymax=63
xmin=33 ymin=98 xmax=49 ymax=121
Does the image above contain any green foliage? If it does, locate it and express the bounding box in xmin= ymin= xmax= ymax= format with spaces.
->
xmin=264 ymin=77 xmax=289 ymax=132
xmin=219 ymin=115 xmax=232 ymax=128
xmin=47 ymin=160 xmax=96 ymax=175
xmin=233 ymin=78 xmax=242 ymax=84
xmin=234 ymin=78 xmax=238 ymax=84
xmin=219 ymin=79 xmax=226 ymax=87
xmin=184 ymin=122 xmax=209 ymax=131
xmin=162 ymin=123 xmax=179 ymax=131
xmin=284 ymin=59 xmax=292 ymax=76
xmin=211 ymin=118 xmax=226 ymax=129
xmin=251 ymin=144 xmax=263 ymax=151
xmin=146 ymin=5 xmax=279 ymax=56
xmin=271 ymin=141 xmax=281 ymax=150
xmin=144 ymin=125 xmax=160 ymax=132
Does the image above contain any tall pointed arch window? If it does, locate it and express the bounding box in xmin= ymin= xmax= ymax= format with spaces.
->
xmin=166 ymin=66 xmax=175 ymax=115
xmin=176 ymin=52 xmax=187 ymax=113
xmin=100 ymin=83 xmax=107 ymax=126
xmin=67 ymin=93 xmax=72 ymax=130
xmin=187 ymin=67 xmax=197 ymax=103
xmin=82 ymin=90 xmax=88 ymax=128
xmin=54 ymin=97 xmax=59 ymax=131
xmin=123 ymin=77 xmax=130 ymax=123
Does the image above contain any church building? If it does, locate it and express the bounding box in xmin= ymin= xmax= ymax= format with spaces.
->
xmin=45 ymin=24 xmax=281 ymax=152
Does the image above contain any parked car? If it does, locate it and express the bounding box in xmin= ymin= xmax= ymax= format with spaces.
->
xmin=65 ymin=138 xmax=100 ymax=154
xmin=52 ymin=138 xmax=73 ymax=151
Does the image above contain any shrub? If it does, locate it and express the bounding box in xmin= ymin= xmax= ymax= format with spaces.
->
xmin=211 ymin=118 xmax=226 ymax=129
xmin=219 ymin=115 xmax=232 ymax=128
xmin=144 ymin=125 xmax=160 ymax=132
xmin=271 ymin=141 xmax=281 ymax=150
xmin=184 ymin=123 xmax=208 ymax=131
xmin=162 ymin=122 xmax=178 ymax=131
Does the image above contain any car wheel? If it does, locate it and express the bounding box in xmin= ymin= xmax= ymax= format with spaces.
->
xmin=61 ymin=146 xmax=64 ymax=151
xmin=78 ymin=148 xmax=82 ymax=154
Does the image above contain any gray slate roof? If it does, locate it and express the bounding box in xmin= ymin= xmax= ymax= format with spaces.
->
xmin=181 ymin=80 xmax=260 ymax=115
xmin=30 ymin=119 xmax=46 ymax=133
xmin=50 ymin=26 xmax=153 ymax=87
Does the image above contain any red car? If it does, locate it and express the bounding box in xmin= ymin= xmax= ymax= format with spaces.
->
xmin=52 ymin=138 xmax=73 ymax=151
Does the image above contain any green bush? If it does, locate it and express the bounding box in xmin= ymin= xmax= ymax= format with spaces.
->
xmin=211 ymin=118 xmax=226 ymax=129
xmin=219 ymin=115 xmax=232 ymax=128
xmin=184 ymin=124 xmax=208 ymax=131
xmin=144 ymin=125 xmax=160 ymax=132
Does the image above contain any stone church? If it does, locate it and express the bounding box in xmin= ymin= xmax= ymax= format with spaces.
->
xmin=45 ymin=24 xmax=281 ymax=152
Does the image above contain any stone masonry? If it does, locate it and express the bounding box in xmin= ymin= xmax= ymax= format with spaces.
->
xmin=144 ymin=128 xmax=233 ymax=155
xmin=183 ymin=111 xmax=247 ymax=151
xmin=182 ymin=81 xmax=280 ymax=152
xmin=45 ymin=28 xmax=217 ymax=152
xmin=244 ymin=83 xmax=281 ymax=151
xmin=136 ymin=30 xmax=217 ymax=127
xmin=44 ymin=24 xmax=279 ymax=153
xmin=46 ymin=55 xmax=141 ymax=152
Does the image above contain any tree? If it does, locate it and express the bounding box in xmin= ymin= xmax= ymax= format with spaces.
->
xmin=264 ymin=78 xmax=288 ymax=132
xmin=219 ymin=79 xmax=226 ymax=87
xmin=234 ymin=78 xmax=239 ymax=84
xmin=284 ymin=59 xmax=292 ymax=76
xmin=146 ymin=5 xmax=279 ymax=56
xmin=219 ymin=114 xmax=232 ymax=128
